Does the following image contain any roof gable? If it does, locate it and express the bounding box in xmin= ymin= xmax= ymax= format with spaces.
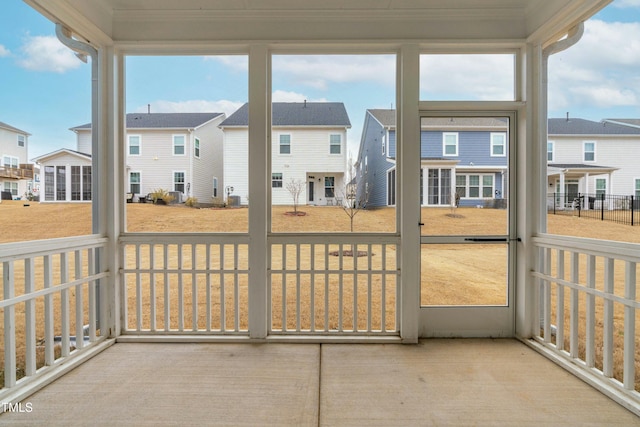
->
xmin=32 ymin=148 xmax=92 ymax=163
xmin=220 ymin=102 xmax=351 ymax=128
xmin=0 ymin=121 xmax=30 ymax=136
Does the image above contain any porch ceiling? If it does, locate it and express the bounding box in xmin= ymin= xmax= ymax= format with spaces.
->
xmin=27 ymin=0 xmax=611 ymax=47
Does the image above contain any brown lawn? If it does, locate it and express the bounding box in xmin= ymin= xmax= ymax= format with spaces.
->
xmin=1 ymin=200 xmax=640 ymax=388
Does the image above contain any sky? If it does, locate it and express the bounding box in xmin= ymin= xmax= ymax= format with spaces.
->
xmin=1 ymin=0 xmax=640 ymax=160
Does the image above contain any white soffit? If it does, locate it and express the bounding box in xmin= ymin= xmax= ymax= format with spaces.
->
xmin=26 ymin=0 xmax=611 ymax=46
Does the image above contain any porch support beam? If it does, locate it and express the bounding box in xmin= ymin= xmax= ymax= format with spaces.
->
xmin=398 ymin=44 xmax=420 ymax=343
xmin=248 ymin=45 xmax=269 ymax=339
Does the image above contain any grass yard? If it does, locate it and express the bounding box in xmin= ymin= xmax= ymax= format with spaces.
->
xmin=1 ymin=200 xmax=640 ymax=388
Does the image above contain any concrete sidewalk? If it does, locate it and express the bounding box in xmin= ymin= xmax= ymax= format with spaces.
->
xmin=1 ymin=339 xmax=638 ymax=426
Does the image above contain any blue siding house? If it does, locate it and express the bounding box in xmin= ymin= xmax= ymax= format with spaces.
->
xmin=356 ymin=109 xmax=509 ymax=208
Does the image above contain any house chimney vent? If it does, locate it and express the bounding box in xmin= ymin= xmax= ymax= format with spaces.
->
xmin=304 ymin=99 xmax=307 ymax=108
xmin=148 ymin=104 xmax=151 ymax=114
xmin=566 ymin=112 xmax=569 ymax=122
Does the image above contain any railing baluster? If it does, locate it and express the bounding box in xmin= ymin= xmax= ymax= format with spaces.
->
xmin=150 ymin=244 xmax=156 ymax=332
xmin=353 ymin=243 xmax=358 ymax=332
xmin=178 ymin=244 xmax=184 ymax=331
xmin=623 ymin=261 xmax=636 ymax=390
xmin=206 ymin=244 xmax=212 ymax=331
xmin=556 ymin=250 xmax=565 ymax=352
xmin=570 ymin=252 xmax=579 ymax=359
xmin=586 ymin=254 xmax=596 ymax=368
xmin=324 ymin=243 xmax=329 ymax=332
xmin=3 ymin=260 xmax=16 ymax=388
xmin=75 ymin=250 xmax=84 ymax=349
xmin=543 ymin=248 xmax=551 ymax=343
xmin=219 ymin=245 xmax=225 ymax=332
xmin=24 ymin=257 xmax=36 ymax=376
xmin=381 ymin=245 xmax=387 ymax=332
xmin=296 ymin=244 xmax=301 ymax=332
xmin=88 ymin=248 xmax=96 ymax=341
xmin=310 ymin=244 xmax=315 ymax=332
xmin=135 ymin=244 xmax=142 ymax=331
xmin=163 ymin=245 xmax=170 ymax=332
xmin=603 ymin=257 xmax=615 ymax=377
xmin=192 ymin=244 xmax=198 ymax=331
xmin=367 ymin=244 xmax=372 ymax=333
xmin=44 ymin=255 xmax=54 ymax=365
xmin=282 ymin=244 xmax=287 ymax=332
xmin=60 ymin=252 xmax=70 ymax=357
xmin=338 ymin=244 xmax=344 ymax=332
xmin=234 ymin=244 xmax=239 ymax=332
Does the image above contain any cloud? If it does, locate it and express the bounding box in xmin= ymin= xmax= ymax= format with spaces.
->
xmin=613 ymin=0 xmax=640 ymax=8
xmin=0 ymin=45 xmax=9 ymax=57
xmin=548 ymin=19 xmax=640 ymax=114
xmin=17 ymin=35 xmax=83 ymax=73
xmin=137 ymin=99 xmax=244 ymax=117
xmin=272 ymin=55 xmax=395 ymax=91
xmin=272 ymin=90 xmax=327 ymax=102
xmin=206 ymin=56 xmax=248 ymax=71
xmin=419 ymin=54 xmax=514 ymax=100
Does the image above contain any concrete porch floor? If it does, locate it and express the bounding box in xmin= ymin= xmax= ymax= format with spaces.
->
xmin=0 ymin=339 xmax=638 ymax=426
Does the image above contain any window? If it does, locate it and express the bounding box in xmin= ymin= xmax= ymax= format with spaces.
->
xmin=174 ymin=171 xmax=185 ymax=193
xmin=491 ymin=133 xmax=506 ymax=156
xmin=173 ymin=135 xmax=186 ymax=155
xmin=426 ymin=168 xmax=452 ymax=205
xmin=272 ymin=173 xmax=283 ymax=188
xmin=3 ymin=156 xmax=18 ymax=168
xmin=382 ymin=134 xmax=386 ymax=155
xmin=130 ymin=172 xmax=141 ymax=194
xmin=3 ymin=182 xmax=18 ymax=197
xmin=443 ymin=133 xmax=458 ymax=156
xmin=459 ymin=174 xmax=494 ymax=198
xmin=456 ymin=175 xmax=466 ymax=198
xmin=635 ymin=178 xmax=640 ymax=198
xmin=82 ymin=166 xmax=92 ymax=200
xmin=325 ymin=176 xmax=335 ymax=198
xmin=44 ymin=166 xmax=54 ymax=201
xmin=56 ymin=166 xmax=66 ymax=201
xmin=387 ymin=169 xmax=396 ymax=206
xmin=583 ymin=141 xmax=596 ymax=162
xmin=17 ymin=135 xmax=25 ymax=147
xmin=547 ymin=141 xmax=554 ymax=162
xmin=279 ymin=135 xmax=291 ymax=154
xmin=128 ymin=135 xmax=141 ymax=155
xmin=213 ymin=177 xmax=218 ymax=198
xmin=194 ymin=138 xmax=200 ymax=158
xmin=330 ymin=134 xmax=341 ymax=154
xmin=71 ymin=166 xmax=81 ymax=201
xmin=595 ymin=178 xmax=606 ymax=196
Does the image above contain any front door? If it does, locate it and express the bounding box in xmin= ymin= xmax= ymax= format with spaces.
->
xmin=308 ymin=180 xmax=314 ymax=204
xmin=419 ymin=113 xmax=515 ymax=337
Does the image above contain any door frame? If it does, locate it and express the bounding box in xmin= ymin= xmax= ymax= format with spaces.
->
xmin=418 ymin=109 xmax=518 ymax=337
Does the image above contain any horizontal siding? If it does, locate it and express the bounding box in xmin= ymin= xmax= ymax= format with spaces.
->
xmin=0 ymin=128 xmax=28 ymax=162
xmin=76 ymin=131 xmax=92 ymax=155
xmin=192 ymin=116 xmax=225 ymax=203
xmin=223 ymin=129 xmax=249 ymax=205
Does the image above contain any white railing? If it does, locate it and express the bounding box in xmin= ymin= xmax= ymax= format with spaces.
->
xmin=268 ymin=235 xmax=400 ymax=335
xmin=531 ymin=234 xmax=640 ymax=408
xmin=120 ymin=234 xmax=250 ymax=335
xmin=0 ymin=235 xmax=109 ymax=397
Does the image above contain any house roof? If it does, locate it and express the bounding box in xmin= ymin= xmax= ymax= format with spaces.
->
xmin=71 ymin=113 xmax=224 ymax=131
xmin=368 ymin=110 xmax=508 ymax=129
xmin=548 ymin=163 xmax=617 ymax=171
xmin=603 ymin=119 xmax=640 ymax=129
xmin=0 ymin=121 xmax=30 ymax=136
xmin=32 ymin=148 xmax=92 ymax=163
xmin=548 ymin=118 xmax=640 ymax=135
xmin=219 ymin=102 xmax=351 ymax=128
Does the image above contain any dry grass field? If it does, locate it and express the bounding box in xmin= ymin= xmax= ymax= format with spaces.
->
xmin=1 ymin=200 xmax=640 ymax=388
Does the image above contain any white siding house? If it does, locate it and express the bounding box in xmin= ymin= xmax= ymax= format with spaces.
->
xmin=220 ymin=102 xmax=350 ymax=206
xmin=547 ymin=118 xmax=640 ymax=205
xmin=0 ymin=121 xmax=33 ymax=200
xmin=35 ymin=113 xmax=225 ymax=203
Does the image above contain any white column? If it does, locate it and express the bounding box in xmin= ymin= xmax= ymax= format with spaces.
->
xmin=398 ymin=44 xmax=420 ymax=343
xmin=559 ymin=172 xmax=565 ymax=209
xmin=248 ymin=45 xmax=269 ymax=339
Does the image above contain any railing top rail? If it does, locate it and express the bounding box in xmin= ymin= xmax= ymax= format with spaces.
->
xmin=0 ymin=234 xmax=108 ymax=261
xmin=533 ymin=233 xmax=640 ymax=262
xmin=268 ymin=233 xmax=400 ymax=244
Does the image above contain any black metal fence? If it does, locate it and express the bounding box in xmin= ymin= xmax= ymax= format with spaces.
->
xmin=547 ymin=193 xmax=639 ymax=226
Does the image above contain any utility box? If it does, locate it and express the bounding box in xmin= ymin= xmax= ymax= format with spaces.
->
xmin=168 ymin=191 xmax=181 ymax=204
xmin=228 ymin=195 xmax=241 ymax=206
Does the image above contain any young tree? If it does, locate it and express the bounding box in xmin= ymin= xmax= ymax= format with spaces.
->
xmin=340 ymin=155 xmax=371 ymax=232
xmin=285 ymin=178 xmax=305 ymax=214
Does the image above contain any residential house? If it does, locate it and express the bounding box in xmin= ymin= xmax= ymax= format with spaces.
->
xmin=0 ymin=121 xmax=33 ymax=199
xmin=34 ymin=113 xmax=225 ymax=202
xmin=547 ymin=118 xmax=640 ymax=207
xmin=220 ymin=102 xmax=351 ymax=206
xmin=357 ymin=109 xmax=509 ymax=208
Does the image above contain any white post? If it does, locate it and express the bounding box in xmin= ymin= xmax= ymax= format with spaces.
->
xmin=248 ymin=45 xmax=269 ymax=339
xmin=398 ymin=44 xmax=420 ymax=343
